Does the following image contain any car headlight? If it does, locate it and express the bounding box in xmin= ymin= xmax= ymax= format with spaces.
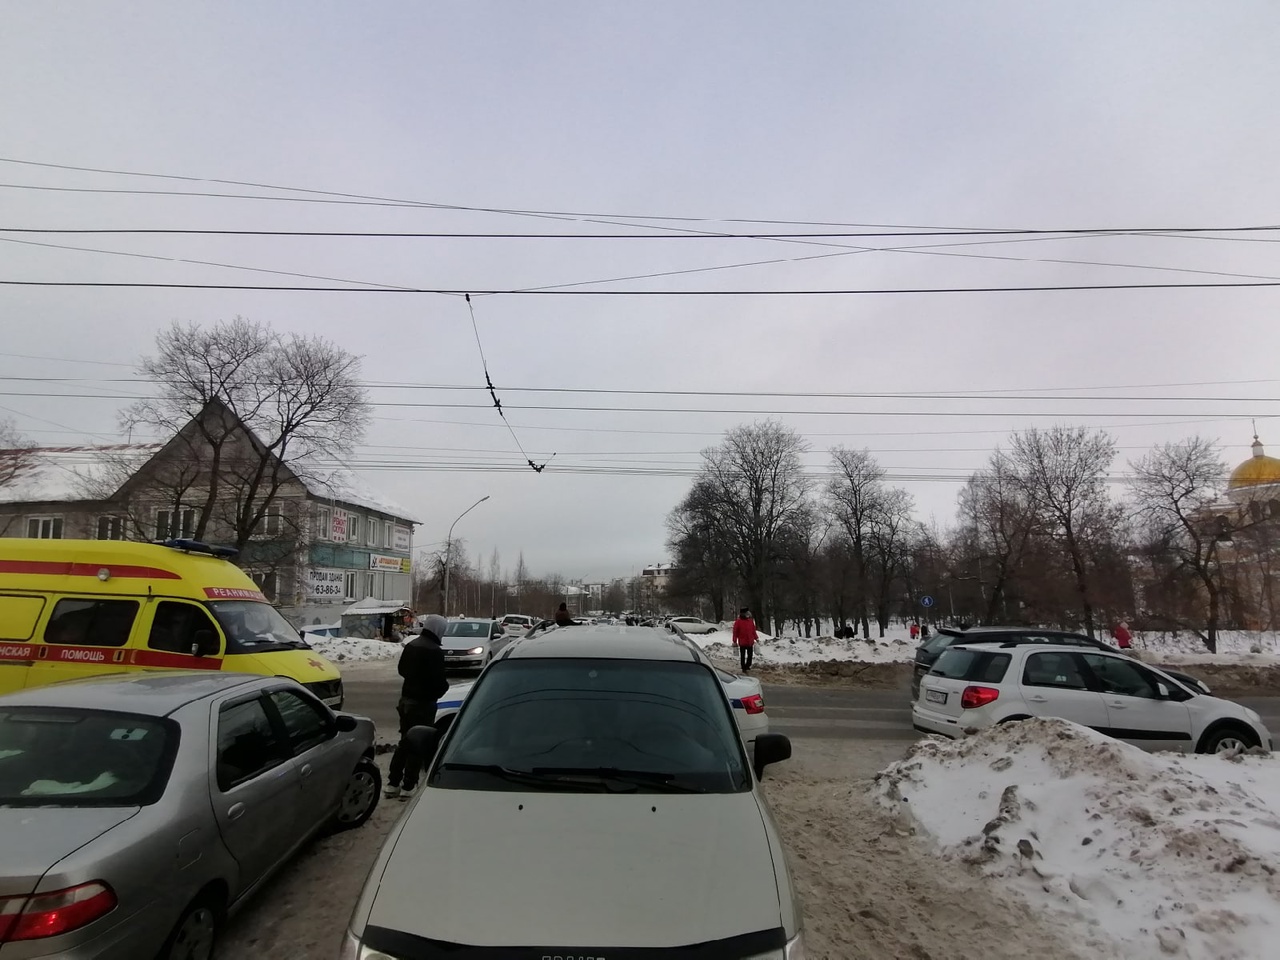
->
xmin=338 ymin=930 xmax=403 ymax=960
xmin=747 ymin=932 xmax=806 ymax=959
xmin=469 ymin=646 xmax=485 ymax=655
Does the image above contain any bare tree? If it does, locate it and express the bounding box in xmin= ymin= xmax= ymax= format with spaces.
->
xmin=122 ymin=318 xmax=369 ymax=553
xmin=1129 ymin=438 xmax=1230 ymax=651
xmin=1009 ymin=426 xmax=1117 ymax=637
xmin=666 ymin=478 xmax=737 ymax=622
xmin=694 ymin=421 xmax=811 ymax=633
xmin=826 ymin=447 xmax=885 ymax=638
xmin=958 ymin=450 xmax=1039 ymax=624
xmin=0 ymin=418 xmax=38 ymax=491
xmin=866 ymin=487 xmax=918 ymax=636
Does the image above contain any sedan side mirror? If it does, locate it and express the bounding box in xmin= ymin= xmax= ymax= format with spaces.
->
xmin=191 ymin=628 xmax=220 ymax=657
xmin=334 ymin=714 xmax=359 ymax=733
xmin=752 ymin=733 xmax=792 ymax=780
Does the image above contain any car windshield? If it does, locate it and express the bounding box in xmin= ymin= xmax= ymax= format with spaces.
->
xmin=432 ymin=658 xmax=750 ymax=794
xmin=919 ymin=633 xmax=955 ymax=657
xmin=210 ymin=600 xmax=309 ymax=654
xmin=444 ymin=621 xmax=492 ymax=638
xmin=0 ymin=708 xmax=176 ymax=807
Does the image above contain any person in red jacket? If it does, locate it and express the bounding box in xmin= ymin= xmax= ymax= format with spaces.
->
xmin=732 ymin=608 xmax=758 ymax=672
xmin=1112 ymin=621 xmax=1132 ymax=650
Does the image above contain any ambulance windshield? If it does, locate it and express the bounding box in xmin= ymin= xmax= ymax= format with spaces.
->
xmin=209 ymin=600 xmax=309 ymax=654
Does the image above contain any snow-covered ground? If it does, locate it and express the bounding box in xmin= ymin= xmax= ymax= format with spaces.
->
xmin=877 ymin=718 xmax=1280 ymax=960
xmin=304 ymin=635 xmax=403 ymax=664
xmin=690 ymin=628 xmax=918 ymax=665
xmin=1135 ymin=631 xmax=1280 ymax=667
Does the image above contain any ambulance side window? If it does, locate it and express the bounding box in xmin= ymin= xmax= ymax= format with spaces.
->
xmin=149 ymin=602 xmax=222 ymax=655
xmin=44 ymin=599 xmax=137 ymax=647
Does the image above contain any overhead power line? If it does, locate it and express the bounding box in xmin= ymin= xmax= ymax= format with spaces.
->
xmin=5 ymin=279 xmax=1280 ymax=294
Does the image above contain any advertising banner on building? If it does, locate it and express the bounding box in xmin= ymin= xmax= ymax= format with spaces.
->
xmin=331 ymin=509 xmax=348 ymax=542
xmin=370 ymin=554 xmax=412 ymax=574
xmin=392 ymin=525 xmax=412 ymax=552
xmin=307 ymin=567 xmax=346 ymax=599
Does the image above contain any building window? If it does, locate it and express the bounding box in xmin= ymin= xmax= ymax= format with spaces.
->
xmin=156 ymin=508 xmax=195 ymax=541
xmin=383 ymin=520 xmax=393 ymax=548
xmin=344 ymin=570 xmax=358 ymax=602
xmin=365 ymin=572 xmax=376 ymax=598
xmin=316 ymin=506 xmax=331 ymax=541
xmin=367 ymin=518 xmax=377 ymax=547
xmin=97 ymin=516 xmax=125 ymax=541
xmin=263 ymin=503 xmax=282 ymax=538
xmin=348 ymin=515 xmax=361 ymax=545
xmin=252 ymin=571 xmax=279 ymax=603
xmin=27 ymin=516 xmax=64 ymax=539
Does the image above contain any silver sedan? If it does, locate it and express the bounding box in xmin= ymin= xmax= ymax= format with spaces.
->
xmin=0 ymin=671 xmax=379 ymax=960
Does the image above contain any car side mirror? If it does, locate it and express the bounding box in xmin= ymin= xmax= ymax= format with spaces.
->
xmin=191 ymin=628 xmax=219 ymax=657
xmin=752 ymin=733 xmax=792 ymax=780
xmin=334 ymin=714 xmax=358 ymax=733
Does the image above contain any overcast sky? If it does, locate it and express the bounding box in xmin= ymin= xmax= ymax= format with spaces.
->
xmin=2 ymin=1 xmax=1277 ymax=580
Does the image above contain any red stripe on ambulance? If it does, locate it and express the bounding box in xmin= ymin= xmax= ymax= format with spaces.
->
xmin=0 ymin=560 xmax=181 ymax=580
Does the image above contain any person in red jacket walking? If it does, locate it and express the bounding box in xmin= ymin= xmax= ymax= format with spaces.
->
xmin=732 ymin=608 xmax=758 ymax=672
xmin=1112 ymin=621 xmax=1132 ymax=650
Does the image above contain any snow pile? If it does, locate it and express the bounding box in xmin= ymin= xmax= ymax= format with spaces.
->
xmin=692 ymin=628 xmax=915 ymax=665
xmin=1137 ymin=631 xmax=1280 ymax=666
xmin=876 ymin=718 xmax=1280 ymax=960
xmin=304 ymin=635 xmax=403 ymax=664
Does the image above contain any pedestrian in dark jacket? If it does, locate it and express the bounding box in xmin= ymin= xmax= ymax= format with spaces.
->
xmin=732 ymin=608 xmax=758 ymax=672
xmin=554 ymin=602 xmax=574 ymax=627
xmin=386 ymin=613 xmax=450 ymax=800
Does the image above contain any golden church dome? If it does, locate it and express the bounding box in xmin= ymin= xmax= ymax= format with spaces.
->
xmin=1229 ymin=436 xmax=1280 ymax=490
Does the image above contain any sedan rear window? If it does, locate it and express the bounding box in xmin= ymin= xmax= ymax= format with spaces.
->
xmin=0 ymin=708 xmax=176 ymax=806
xmin=433 ymin=658 xmax=750 ymax=794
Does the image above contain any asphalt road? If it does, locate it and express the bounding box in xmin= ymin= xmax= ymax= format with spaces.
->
xmin=342 ymin=666 xmax=1280 ymax=744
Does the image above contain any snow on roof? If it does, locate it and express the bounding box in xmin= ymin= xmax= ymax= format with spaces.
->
xmin=0 ymin=444 xmax=161 ymax=505
xmin=342 ymin=596 xmax=413 ymax=616
xmin=300 ymin=465 xmax=418 ymax=523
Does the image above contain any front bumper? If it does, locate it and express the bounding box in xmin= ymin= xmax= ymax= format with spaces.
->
xmin=306 ymin=678 xmax=345 ymax=710
xmin=443 ymin=652 xmax=486 ymax=669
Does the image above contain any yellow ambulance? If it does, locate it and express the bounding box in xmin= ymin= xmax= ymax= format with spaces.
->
xmin=0 ymin=538 xmax=345 ymax=707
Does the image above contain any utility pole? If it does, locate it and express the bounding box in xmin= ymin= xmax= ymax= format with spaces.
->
xmin=443 ymin=495 xmax=489 ymax=617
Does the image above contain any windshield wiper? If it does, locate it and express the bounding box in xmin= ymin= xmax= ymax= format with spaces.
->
xmin=435 ymin=762 xmax=588 ymax=790
xmin=529 ymin=766 xmax=707 ymax=793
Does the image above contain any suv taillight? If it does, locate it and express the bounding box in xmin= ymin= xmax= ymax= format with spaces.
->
xmin=740 ymin=694 xmax=765 ymax=715
xmin=960 ymin=686 xmax=1000 ymax=710
xmin=0 ymin=882 xmax=117 ymax=942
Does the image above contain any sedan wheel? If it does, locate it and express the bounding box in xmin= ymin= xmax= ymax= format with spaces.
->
xmin=163 ymin=902 xmax=218 ymax=960
xmin=1212 ymin=734 xmax=1251 ymax=755
xmin=333 ymin=759 xmax=381 ymax=830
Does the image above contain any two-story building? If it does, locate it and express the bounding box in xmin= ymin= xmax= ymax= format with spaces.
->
xmin=0 ymin=403 xmax=417 ymax=629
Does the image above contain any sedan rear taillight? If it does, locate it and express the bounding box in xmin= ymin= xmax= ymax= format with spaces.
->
xmin=960 ymin=686 xmax=1001 ymax=710
xmin=740 ymin=694 xmax=765 ymax=715
xmin=0 ymin=882 xmax=117 ymax=942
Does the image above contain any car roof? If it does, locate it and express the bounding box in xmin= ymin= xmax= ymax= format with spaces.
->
xmin=448 ymin=617 xmax=496 ymax=623
xmin=950 ymin=642 xmax=1115 ymax=656
xmin=0 ymin=671 xmax=267 ymax=717
xmin=939 ymin=626 xmax=1093 ymax=638
xmin=502 ymin=625 xmax=705 ymax=663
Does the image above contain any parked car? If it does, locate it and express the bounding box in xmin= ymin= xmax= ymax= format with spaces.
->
xmin=911 ymin=626 xmax=1211 ymax=702
xmin=913 ymin=641 xmax=1271 ymax=754
xmin=341 ymin=626 xmax=801 ymax=958
xmin=0 ymin=672 xmax=379 ymax=960
xmin=666 ymin=616 xmax=722 ymax=635
xmin=430 ymin=655 xmax=771 ymax=752
xmin=499 ymin=614 xmax=537 ymax=635
xmin=440 ymin=618 xmax=507 ymax=669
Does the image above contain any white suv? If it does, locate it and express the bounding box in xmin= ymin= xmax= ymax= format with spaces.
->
xmin=913 ymin=642 xmax=1272 ymax=754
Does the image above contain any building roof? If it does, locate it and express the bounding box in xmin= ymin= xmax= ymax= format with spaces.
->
xmin=302 ymin=465 xmax=418 ymax=523
xmin=1229 ymin=436 xmax=1280 ymax=491
xmin=0 ymin=444 xmax=162 ymax=505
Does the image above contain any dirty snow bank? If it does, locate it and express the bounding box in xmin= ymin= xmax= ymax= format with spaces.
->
xmin=304 ymin=636 xmax=402 ymax=664
xmin=692 ymin=629 xmax=915 ymax=665
xmin=876 ymin=718 xmax=1280 ymax=960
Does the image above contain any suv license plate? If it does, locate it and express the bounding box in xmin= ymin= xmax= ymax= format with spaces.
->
xmin=925 ymin=689 xmax=947 ymax=705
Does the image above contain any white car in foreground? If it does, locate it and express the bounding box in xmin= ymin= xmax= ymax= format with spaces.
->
xmin=342 ymin=626 xmax=802 ymax=959
xmin=913 ymin=642 xmax=1272 ymax=754
xmin=433 ymin=655 xmax=770 ymax=751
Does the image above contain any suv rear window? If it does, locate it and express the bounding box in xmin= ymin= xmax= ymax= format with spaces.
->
xmin=932 ymin=649 xmax=1012 ymax=683
xmin=0 ymin=708 xmax=177 ymax=806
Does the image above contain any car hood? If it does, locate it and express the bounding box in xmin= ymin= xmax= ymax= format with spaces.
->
xmin=0 ymin=806 xmax=139 ymax=898
xmin=364 ymin=789 xmax=782 ymax=947
xmin=440 ymin=636 xmax=489 ymax=650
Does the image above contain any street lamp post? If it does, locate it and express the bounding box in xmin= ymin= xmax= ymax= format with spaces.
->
xmin=443 ymin=495 xmax=490 ymax=617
